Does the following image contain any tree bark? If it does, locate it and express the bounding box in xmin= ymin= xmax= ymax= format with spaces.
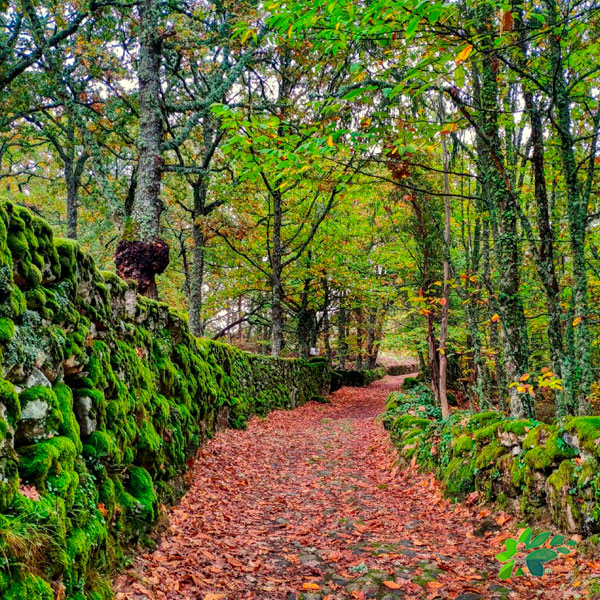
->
xmin=271 ymin=189 xmax=285 ymax=356
xmin=337 ymin=295 xmax=348 ymax=370
xmin=322 ymin=279 xmax=333 ymax=362
xmin=546 ymin=0 xmax=592 ymax=413
xmin=438 ymin=101 xmax=451 ymax=419
xmin=189 ymin=181 xmax=207 ymax=337
xmin=355 ymin=308 xmax=364 ymax=370
xmin=115 ymin=0 xmax=169 ymax=299
xmin=462 ymin=7 xmax=533 ymax=418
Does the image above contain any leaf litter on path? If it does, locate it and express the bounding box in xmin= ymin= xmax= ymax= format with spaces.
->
xmin=115 ymin=376 xmax=594 ymax=600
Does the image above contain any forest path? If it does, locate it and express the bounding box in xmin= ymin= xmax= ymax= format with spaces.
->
xmin=115 ymin=376 xmax=579 ymax=600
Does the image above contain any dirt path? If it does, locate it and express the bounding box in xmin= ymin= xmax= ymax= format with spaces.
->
xmin=115 ymin=376 xmax=585 ymax=600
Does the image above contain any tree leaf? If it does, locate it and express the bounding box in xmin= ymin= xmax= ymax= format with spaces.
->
xmin=455 ymin=45 xmax=474 ymax=65
xmin=526 ymin=558 xmax=545 ymax=577
xmin=518 ymin=528 xmax=532 ymax=545
xmin=383 ymin=581 xmax=403 ymax=589
xmin=527 ymin=532 xmax=551 ymax=549
xmin=527 ymin=548 xmax=557 ymax=562
xmin=498 ymin=560 xmax=515 ymax=579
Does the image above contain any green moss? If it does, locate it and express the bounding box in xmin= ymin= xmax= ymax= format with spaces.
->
xmin=453 ymin=435 xmax=474 ymax=456
xmin=502 ymin=419 xmax=536 ymax=436
xmin=565 ymin=416 xmax=600 ymax=459
xmin=0 ymin=317 xmax=14 ymax=343
xmin=443 ymin=457 xmax=476 ymax=497
xmin=392 ymin=414 xmax=431 ymax=432
xmin=87 ymin=431 xmax=120 ymax=463
xmin=547 ymin=459 xmax=576 ymax=492
xmin=0 ymin=378 xmax=19 ymax=423
xmin=53 ymin=383 xmax=81 ymax=452
xmin=476 ymin=440 xmax=506 ymax=469
xmin=0 ymin=572 xmax=54 ymax=600
xmin=121 ymin=466 xmax=157 ymax=522
xmin=17 ymin=436 xmax=77 ymax=499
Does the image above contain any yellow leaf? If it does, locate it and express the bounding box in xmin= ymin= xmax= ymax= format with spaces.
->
xmin=326 ymin=135 xmax=335 ymax=147
xmin=573 ymin=316 xmax=582 ymax=327
xmin=491 ymin=313 xmax=500 ymax=323
xmin=455 ymin=44 xmax=474 ymax=65
xmin=302 ymin=582 xmax=321 ymax=590
xmin=241 ymin=29 xmax=253 ymax=44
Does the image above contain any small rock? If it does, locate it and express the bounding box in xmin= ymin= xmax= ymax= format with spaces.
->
xmin=17 ymin=397 xmax=50 ymax=443
xmin=24 ymin=367 xmax=51 ymax=389
xmin=456 ymin=593 xmax=483 ymax=600
xmin=74 ymin=395 xmax=97 ymax=436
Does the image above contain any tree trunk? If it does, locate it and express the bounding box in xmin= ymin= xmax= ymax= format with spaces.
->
xmin=338 ymin=296 xmax=348 ymax=370
xmin=322 ymin=280 xmax=333 ymax=362
xmin=466 ymin=7 xmax=532 ymax=418
xmin=355 ymin=309 xmax=364 ymax=370
xmin=271 ymin=190 xmax=285 ymax=356
xmin=438 ymin=104 xmax=451 ymax=419
xmin=64 ymin=158 xmax=78 ymax=240
xmin=238 ymin=296 xmax=243 ymax=342
xmin=114 ymin=0 xmax=169 ymax=298
xmin=427 ymin=312 xmax=441 ymax=402
xmin=297 ymin=278 xmax=311 ymax=359
xmin=365 ymin=307 xmax=379 ymax=369
xmin=189 ymin=182 xmax=207 ymax=336
xmin=546 ymin=0 xmax=591 ymax=414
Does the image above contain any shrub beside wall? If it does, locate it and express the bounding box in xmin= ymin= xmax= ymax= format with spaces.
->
xmin=0 ymin=202 xmax=330 ymax=599
xmin=384 ymin=384 xmax=600 ymax=537
xmin=339 ymin=366 xmax=386 ymax=387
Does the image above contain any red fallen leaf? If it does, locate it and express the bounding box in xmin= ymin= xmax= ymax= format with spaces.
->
xmin=496 ymin=513 xmax=511 ymax=526
xmin=383 ymin=581 xmax=403 ymax=589
xmin=203 ymin=594 xmax=226 ymax=600
xmin=201 ymin=549 xmax=218 ymax=561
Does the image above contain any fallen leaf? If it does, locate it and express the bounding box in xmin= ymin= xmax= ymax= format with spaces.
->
xmin=383 ymin=581 xmax=403 ymax=589
xmin=302 ymin=582 xmax=321 ymax=590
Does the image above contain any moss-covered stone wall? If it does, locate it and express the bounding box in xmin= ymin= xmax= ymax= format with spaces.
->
xmin=384 ymin=384 xmax=600 ymax=538
xmin=0 ymin=202 xmax=330 ymax=599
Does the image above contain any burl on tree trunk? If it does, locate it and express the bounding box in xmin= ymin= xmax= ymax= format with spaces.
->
xmin=114 ymin=238 xmax=170 ymax=298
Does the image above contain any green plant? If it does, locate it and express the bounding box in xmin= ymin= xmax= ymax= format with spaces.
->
xmin=496 ymin=527 xmax=577 ymax=579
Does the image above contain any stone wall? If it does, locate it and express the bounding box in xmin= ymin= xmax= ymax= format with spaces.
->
xmin=383 ymin=384 xmax=600 ymax=539
xmin=0 ymin=202 xmax=330 ymax=599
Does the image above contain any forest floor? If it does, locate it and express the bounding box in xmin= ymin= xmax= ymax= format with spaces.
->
xmin=115 ymin=376 xmax=598 ymax=600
